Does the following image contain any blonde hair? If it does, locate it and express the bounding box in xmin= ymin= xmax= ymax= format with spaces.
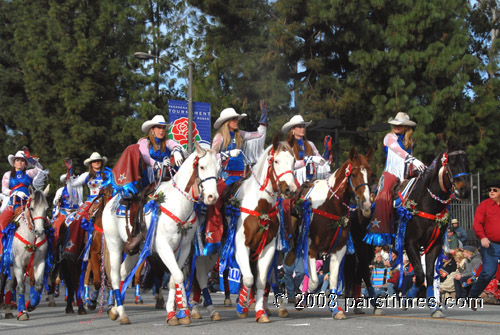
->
xmin=286 ymin=129 xmax=312 ymax=159
xmin=391 ymin=126 xmax=414 ymax=150
xmin=218 ymin=121 xmax=243 ymax=150
xmin=454 ymin=250 xmax=465 ymax=269
xmin=146 ymin=128 xmax=166 ymax=152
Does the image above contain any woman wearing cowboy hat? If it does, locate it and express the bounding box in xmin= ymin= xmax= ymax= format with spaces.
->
xmin=63 ymin=152 xmax=112 ymax=259
xmin=0 ymin=147 xmax=44 ymax=251
xmin=204 ymin=102 xmax=268 ymax=255
xmin=366 ymin=112 xmax=426 ymax=245
xmin=282 ymin=114 xmax=327 ymax=184
xmin=139 ymin=114 xmax=184 ymax=183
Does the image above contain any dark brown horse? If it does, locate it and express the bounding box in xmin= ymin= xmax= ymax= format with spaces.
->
xmin=292 ymin=147 xmax=373 ymax=319
xmin=399 ymin=143 xmax=470 ymax=317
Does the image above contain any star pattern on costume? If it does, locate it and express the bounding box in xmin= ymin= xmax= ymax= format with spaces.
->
xmin=371 ymin=218 xmax=381 ymax=228
xmin=65 ymin=240 xmax=74 ymax=251
xmin=118 ymin=173 xmax=127 ymax=183
xmin=206 ymin=231 xmax=213 ymax=240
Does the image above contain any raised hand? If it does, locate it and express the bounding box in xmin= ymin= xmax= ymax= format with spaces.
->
xmin=259 ymin=100 xmax=268 ymax=126
xmin=65 ymin=157 xmax=74 ymax=176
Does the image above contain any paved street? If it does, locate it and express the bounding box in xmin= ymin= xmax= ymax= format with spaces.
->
xmin=1 ymin=290 xmax=499 ymax=335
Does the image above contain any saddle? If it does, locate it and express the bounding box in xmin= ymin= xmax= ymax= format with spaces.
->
xmin=122 ymin=184 xmax=155 ymax=255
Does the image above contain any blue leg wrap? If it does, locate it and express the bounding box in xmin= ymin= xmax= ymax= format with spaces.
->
xmin=329 ymin=289 xmax=338 ymax=313
xmin=407 ymin=284 xmax=418 ymax=298
xmin=18 ymin=294 xmax=26 ymax=313
xmin=135 ymin=284 xmax=141 ymax=297
xmin=177 ymin=309 xmax=188 ymax=319
xmin=108 ymin=290 xmax=115 ymax=305
xmin=202 ymin=288 xmax=213 ymax=306
xmin=31 ymin=290 xmax=41 ymax=306
xmin=236 ymin=303 xmax=245 ymax=314
xmin=114 ymin=289 xmax=123 ymax=307
xmin=84 ymin=285 xmax=89 ymax=302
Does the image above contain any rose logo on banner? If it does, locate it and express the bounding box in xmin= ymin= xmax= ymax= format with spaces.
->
xmin=168 ymin=117 xmax=202 ymax=149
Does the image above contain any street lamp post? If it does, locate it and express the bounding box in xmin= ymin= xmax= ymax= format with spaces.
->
xmin=134 ymin=51 xmax=194 ymax=152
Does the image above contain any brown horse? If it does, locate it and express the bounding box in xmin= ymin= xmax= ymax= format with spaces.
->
xmin=292 ymin=147 xmax=373 ymax=319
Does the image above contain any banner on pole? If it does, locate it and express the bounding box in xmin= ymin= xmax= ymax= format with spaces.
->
xmin=167 ymin=99 xmax=211 ymax=149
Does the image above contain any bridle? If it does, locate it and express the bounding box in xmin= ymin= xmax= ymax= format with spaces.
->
xmin=438 ymin=150 xmax=469 ymax=194
xmin=22 ymin=196 xmax=49 ymax=234
xmin=259 ymin=148 xmax=294 ymax=197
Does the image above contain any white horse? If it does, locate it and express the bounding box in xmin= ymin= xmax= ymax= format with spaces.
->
xmin=2 ymin=186 xmax=50 ymax=320
xmin=233 ymin=137 xmax=297 ymax=323
xmin=102 ymin=142 xmax=219 ymax=325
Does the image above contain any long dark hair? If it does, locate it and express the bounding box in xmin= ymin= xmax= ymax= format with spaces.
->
xmin=286 ymin=130 xmax=312 ymax=159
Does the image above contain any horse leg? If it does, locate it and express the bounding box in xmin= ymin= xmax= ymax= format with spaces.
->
xmin=254 ymin=242 xmax=276 ymax=323
xmin=328 ymin=246 xmax=347 ymax=320
xmin=13 ymin=264 xmax=29 ymax=321
xmin=26 ymin=252 xmax=46 ymax=312
xmin=234 ymin=233 xmax=253 ymax=318
xmin=155 ymin=238 xmax=191 ymax=325
xmin=4 ymin=275 xmax=15 ymax=319
xmin=106 ymin=234 xmax=130 ymax=324
xmin=425 ymin=245 xmax=444 ymax=318
xmin=405 ymin=244 xmax=425 ymax=299
xmin=46 ymin=267 xmax=57 ymax=307
xmin=195 ymin=255 xmax=220 ymax=321
xmin=134 ymin=261 xmax=145 ymax=305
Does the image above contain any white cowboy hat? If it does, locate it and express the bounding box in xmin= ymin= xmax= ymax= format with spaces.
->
xmin=60 ymin=174 xmax=67 ymax=183
xmin=84 ymin=152 xmax=108 ymax=167
xmin=281 ymin=115 xmax=312 ymax=134
xmin=141 ymin=115 xmax=169 ymax=134
xmin=214 ymin=108 xmax=247 ymax=130
xmin=388 ymin=112 xmax=417 ymax=127
xmin=8 ymin=151 xmax=29 ymax=167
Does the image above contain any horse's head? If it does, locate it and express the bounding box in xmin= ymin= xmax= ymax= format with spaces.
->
xmin=269 ymin=135 xmax=297 ymax=198
xmin=193 ymin=141 xmax=219 ymax=205
xmin=346 ymin=147 xmax=373 ymax=218
xmin=27 ymin=185 xmax=50 ymax=237
xmin=442 ymin=142 xmax=470 ymax=200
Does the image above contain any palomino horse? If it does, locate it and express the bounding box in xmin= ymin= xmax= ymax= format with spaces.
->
xmin=398 ymin=143 xmax=470 ymax=317
xmin=293 ymin=147 xmax=373 ymax=319
xmin=2 ymin=186 xmax=50 ymax=320
xmin=233 ymin=137 xmax=297 ymax=323
xmin=102 ymin=142 xmax=219 ymax=325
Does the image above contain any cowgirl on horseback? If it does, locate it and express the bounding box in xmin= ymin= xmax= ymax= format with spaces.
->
xmin=365 ymin=112 xmax=426 ymax=245
xmin=203 ymin=103 xmax=268 ymax=255
xmin=0 ymin=148 xmax=46 ymax=254
xmin=63 ymin=152 xmax=111 ymax=259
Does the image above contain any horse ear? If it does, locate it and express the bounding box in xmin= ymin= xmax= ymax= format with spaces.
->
xmin=349 ymin=146 xmax=357 ymax=161
xmin=194 ymin=141 xmax=204 ymax=156
xmin=365 ymin=147 xmax=374 ymax=162
xmin=272 ymin=133 xmax=280 ymax=151
xmin=29 ymin=185 xmax=35 ymax=195
xmin=43 ymin=184 xmax=50 ymax=197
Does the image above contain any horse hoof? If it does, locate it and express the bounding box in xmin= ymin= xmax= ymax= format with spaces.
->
xmin=432 ymin=310 xmax=444 ymax=318
xmin=26 ymin=304 xmax=36 ymax=312
xmin=48 ymin=301 xmax=57 ymax=307
xmin=278 ymin=309 xmax=289 ymax=318
xmin=400 ymin=305 xmax=408 ymax=311
xmin=155 ymin=298 xmax=165 ymax=310
xmin=120 ymin=316 xmax=131 ymax=325
xmin=5 ymin=312 xmax=14 ymax=319
xmin=224 ymin=298 xmax=232 ymax=306
xmin=353 ymin=307 xmax=365 ymax=314
xmin=17 ymin=312 xmax=29 ymax=321
xmin=179 ymin=317 xmax=191 ymax=325
xmin=167 ymin=316 xmax=180 ymax=326
xmin=78 ymin=306 xmax=87 ymax=315
xmin=257 ymin=314 xmax=270 ymax=323
xmin=374 ymin=308 xmax=385 ymax=316
xmin=211 ymin=312 xmax=221 ymax=321
xmin=109 ymin=308 xmax=119 ymax=321
xmin=191 ymin=310 xmax=202 ymax=319
xmin=87 ymin=302 xmax=97 ymax=311
xmin=334 ymin=311 xmax=347 ymax=320
xmin=65 ymin=307 xmax=75 ymax=314
xmin=135 ymin=297 xmax=143 ymax=305
xmin=237 ymin=312 xmax=248 ymax=319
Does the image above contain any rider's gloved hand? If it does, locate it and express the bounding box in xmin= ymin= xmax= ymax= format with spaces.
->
xmin=259 ymin=100 xmax=268 ymax=126
xmin=173 ymin=151 xmax=184 ymax=167
xmin=154 ymin=161 xmax=163 ymax=171
xmin=65 ymin=157 xmax=74 ymax=177
xmin=229 ymin=149 xmax=241 ymax=157
xmin=311 ymin=156 xmax=326 ymax=166
xmin=405 ymin=155 xmax=426 ymax=172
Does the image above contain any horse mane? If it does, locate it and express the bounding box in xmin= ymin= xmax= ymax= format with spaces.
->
xmin=409 ymin=151 xmax=443 ymax=198
xmin=252 ymin=142 xmax=293 ymax=186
